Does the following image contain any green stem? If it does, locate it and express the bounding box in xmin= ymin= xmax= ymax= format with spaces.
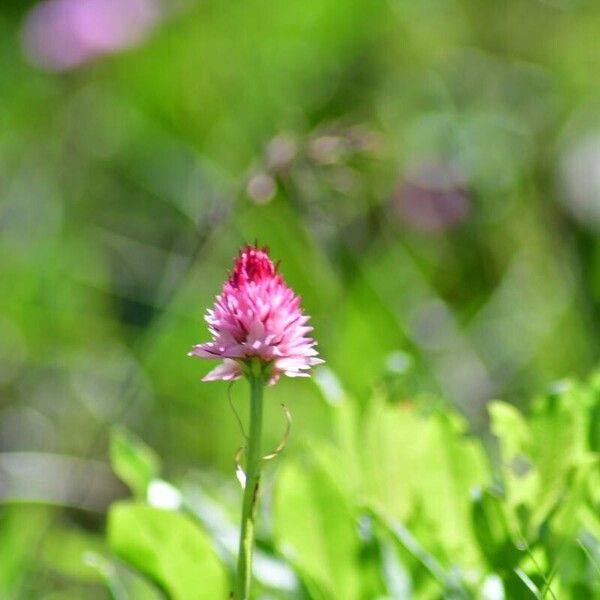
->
xmin=233 ymin=372 xmax=265 ymax=600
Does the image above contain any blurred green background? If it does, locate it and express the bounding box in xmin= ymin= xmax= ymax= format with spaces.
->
xmin=1 ymin=0 xmax=600 ymax=597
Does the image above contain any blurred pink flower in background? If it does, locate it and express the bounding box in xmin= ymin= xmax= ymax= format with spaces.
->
xmin=22 ymin=0 xmax=160 ymax=71
xmin=189 ymin=244 xmax=323 ymax=385
xmin=392 ymin=160 xmax=471 ymax=233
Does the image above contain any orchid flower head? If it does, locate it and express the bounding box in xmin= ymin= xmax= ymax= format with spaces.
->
xmin=188 ymin=244 xmax=323 ymax=384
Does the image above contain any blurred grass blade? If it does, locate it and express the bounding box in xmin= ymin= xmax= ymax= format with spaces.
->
xmin=84 ymin=552 xmax=129 ymax=600
xmin=514 ymin=568 xmax=543 ymax=599
xmin=373 ymin=511 xmax=447 ymax=584
xmin=577 ymin=537 xmax=600 ymax=578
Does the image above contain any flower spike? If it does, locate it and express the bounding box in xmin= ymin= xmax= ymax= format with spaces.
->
xmin=188 ymin=244 xmax=323 ymax=384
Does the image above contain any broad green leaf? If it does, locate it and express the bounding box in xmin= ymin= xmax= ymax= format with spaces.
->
xmin=108 ymin=502 xmax=228 ymax=600
xmin=362 ymin=393 xmax=488 ymax=568
xmin=416 ymin=410 xmax=487 ymax=567
xmin=110 ymin=427 xmax=161 ymax=498
xmin=273 ymin=457 xmax=361 ymax=600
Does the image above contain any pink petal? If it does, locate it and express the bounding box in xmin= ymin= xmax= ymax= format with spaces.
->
xmin=202 ymin=359 xmax=243 ymax=382
xmin=188 ymin=344 xmax=219 ymax=358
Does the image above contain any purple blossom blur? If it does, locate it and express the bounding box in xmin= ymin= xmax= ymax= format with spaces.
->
xmin=22 ymin=0 xmax=160 ymax=71
xmin=392 ymin=160 xmax=471 ymax=233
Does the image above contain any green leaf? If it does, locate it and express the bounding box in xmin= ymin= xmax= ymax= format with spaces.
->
xmin=362 ymin=393 xmax=488 ymax=568
xmin=110 ymin=427 xmax=161 ymax=499
xmin=108 ymin=502 xmax=228 ymax=600
xmin=489 ymin=401 xmax=538 ymax=515
xmin=273 ymin=457 xmax=361 ymax=600
xmin=490 ymin=387 xmax=593 ymax=531
xmin=528 ymin=386 xmax=589 ymax=521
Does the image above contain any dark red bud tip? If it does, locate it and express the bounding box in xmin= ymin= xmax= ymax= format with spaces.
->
xmin=230 ymin=244 xmax=276 ymax=287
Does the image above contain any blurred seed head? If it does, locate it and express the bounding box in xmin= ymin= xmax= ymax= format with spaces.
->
xmin=265 ymin=135 xmax=298 ymax=172
xmin=22 ymin=0 xmax=161 ymax=71
xmin=308 ymin=135 xmax=348 ymax=165
xmin=347 ymin=124 xmax=382 ymax=154
xmin=246 ymin=172 xmax=276 ymax=204
xmin=392 ymin=160 xmax=471 ymax=232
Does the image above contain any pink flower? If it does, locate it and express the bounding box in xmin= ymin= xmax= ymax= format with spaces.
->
xmin=22 ymin=0 xmax=160 ymax=72
xmin=189 ymin=244 xmax=323 ymax=384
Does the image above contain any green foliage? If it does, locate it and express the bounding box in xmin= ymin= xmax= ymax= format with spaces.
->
xmin=362 ymin=391 xmax=487 ymax=568
xmin=490 ymin=380 xmax=598 ymax=537
xmin=1 ymin=380 xmax=596 ymax=598
xmin=110 ymin=426 xmax=161 ymax=499
xmin=0 ymin=506 xmax=50 ymax=599
xmin=273 ymin=457 xmax=361 ymax=599
xmin=3 ymin=0 xmax=600 ymax=596
xmin=107 ymin=502 xmax=228 ymax=600
xmin=100 ymin=374 xmax=600 ymax=599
